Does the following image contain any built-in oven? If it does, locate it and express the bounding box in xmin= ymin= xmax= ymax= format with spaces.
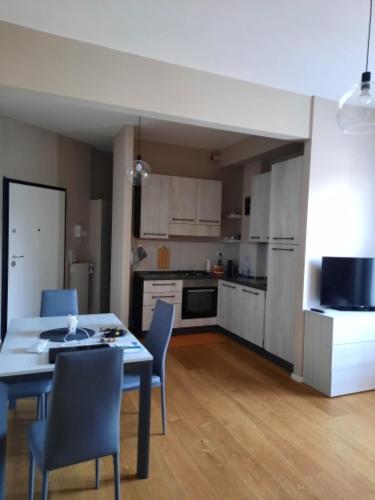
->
xmin=182 ymin=279 xmax=218 ymax=319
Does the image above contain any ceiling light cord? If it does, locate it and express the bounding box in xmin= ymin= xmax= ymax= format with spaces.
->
xmin=366 ymin=0 xmax=373 ymax=72
xmin=137 ymin=116 xmax=141 ymax=157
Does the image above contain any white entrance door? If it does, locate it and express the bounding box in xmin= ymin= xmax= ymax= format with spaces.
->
xmin=6 ymin=182 xmax=66 ymax=326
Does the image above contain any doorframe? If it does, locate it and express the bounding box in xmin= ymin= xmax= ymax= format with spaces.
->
xmin=1 ymin=177 xmax=67 ymax=339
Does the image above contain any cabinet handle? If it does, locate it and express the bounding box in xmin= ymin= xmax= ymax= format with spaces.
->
xmin=272 ymin=237 xmax=295 ymax=240
xmin=152 ymin=295 xmax=176 ymax=299
xmin=143 ymin=232 xmax=167 ymax=236
xmin=152 ymin=283 xmax=176 ymax=286
xmin=272 ymin=247 xmax=294 ymax=252
xmin=198 ymin=219 xmax=219 ymax=223
xmin=250 ymin=236 xmax=261 ymax=239
xmin=242 ymin=289 xmax=259 ymax=295
xmin=222 ymin=283 xmax=236 ymax=289
xmin=172 ymin=218 xmax=194 ymax=222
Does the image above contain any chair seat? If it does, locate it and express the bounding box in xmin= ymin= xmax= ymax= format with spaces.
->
xmin=28 ymin=421 xmax=46 ymax=469
xmin=7 ymin=379 xmax=52 ymax=399
xmin=122 ymin=374 xmax=161 ymax=391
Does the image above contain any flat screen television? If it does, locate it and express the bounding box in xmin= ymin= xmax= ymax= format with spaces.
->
xmin=320 ymin=257 xmax=375 ymax=311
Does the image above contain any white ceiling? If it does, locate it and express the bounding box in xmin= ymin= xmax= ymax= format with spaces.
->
xmin=0 ymin=0 xmax=372 ymax=100
xmin=0 ymin=87 xmax=248 ymax=152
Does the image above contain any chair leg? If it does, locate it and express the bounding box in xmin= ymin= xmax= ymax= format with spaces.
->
xmin=41 ymin=471 xmax=48 ymax=500
xmin=28 ymin=453 xmax=35 ymax=500
xmin=95 ymin=458 xmax=100 ymax=489
xmin=44 ymin=394 xmax=49 ymax=419
xmin=113 ymin=453 xmax=120 ymax=500
xmin=8 ymin=397 xmax=16 ymax=411
xmin=37 ymin=396 xmax=45 ymax=420
xmin=160 ymin=383 xmax=167 ymax=435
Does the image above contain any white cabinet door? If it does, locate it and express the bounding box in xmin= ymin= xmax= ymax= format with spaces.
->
xmin=169 ymin=176 xmax=196 ymax=224
xmin=238 ymin=286 xmax=265 ymax=347
xmin=264 ymin=244 xmax=299 ymax=363
xmin=249 ymin=172 xmax=271 ymax=243
xmin=269 ymin=157 xmax=303 ymax=245
xmin=196 ymin=179 xmax=222 ymax=226
xmin=218 ymin=280 xmax=239 ymax=334
xmin=140 ymin=174 xmax=170 ymax=239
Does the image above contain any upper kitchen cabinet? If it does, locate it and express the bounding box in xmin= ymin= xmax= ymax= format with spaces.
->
xmin=269 ymin=156 xmax=303 ymax=245
xmin=169 ymin=176 xmax=222 ymax=237
xmin=134 ymin=174 xmax=170 ymax=239
xmin=249 ymin=171 xmax=270 ymax=243
xmin=169 ymin=176 xmax=197 ymax=224
xmin=196 ymin=179 xmax=222 ymax=226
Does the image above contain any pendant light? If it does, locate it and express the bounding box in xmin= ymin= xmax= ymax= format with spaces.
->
xmin=337 ymin=0 xmax=375 ymax=134
xmin=126 ymin=117 xmax=152 ymax=185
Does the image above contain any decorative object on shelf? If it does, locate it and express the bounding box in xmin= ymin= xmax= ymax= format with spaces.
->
xmin=226 ymin=211 xmax=242 ymax=219
xmin=126 ymin=116 xmax=152 ymax=185
xmin=337 ymin=0 xmax=375 ymax=134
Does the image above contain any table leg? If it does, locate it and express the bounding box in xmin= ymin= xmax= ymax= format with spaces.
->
xmin=137 ymin=359 xmax=152 ymax=479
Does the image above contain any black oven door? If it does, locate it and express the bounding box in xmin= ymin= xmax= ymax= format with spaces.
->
xmin=182 ymin=286 xmax=218 ymax=319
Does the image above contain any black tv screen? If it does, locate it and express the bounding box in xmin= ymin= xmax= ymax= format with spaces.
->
xmin=320 ymin=257 xmax=375 ymax=310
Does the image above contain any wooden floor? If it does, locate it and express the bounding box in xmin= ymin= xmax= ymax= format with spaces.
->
xmin=6 ymin=333 xmax=375 ymax=499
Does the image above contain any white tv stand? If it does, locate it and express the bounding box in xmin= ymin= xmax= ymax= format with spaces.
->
xmin=304 ymin=309 xmax=375 ymax=397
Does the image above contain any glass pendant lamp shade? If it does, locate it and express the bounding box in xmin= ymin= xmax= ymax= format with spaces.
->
xmin=126 ymin=154 xmax=151 ymax=185
xmin=337 ymin=71 xmax=375 ymax=134
xmin=125 ymin=116 xmax=152 ymax=186
xmin=337 ymin=0 xmax=375 ymax=134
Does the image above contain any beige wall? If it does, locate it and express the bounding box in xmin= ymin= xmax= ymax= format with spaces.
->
xmin=0 ymin=114 xmax=92 ymax=328
xmin=0 ymin=21 xmax=311 ymax=141
xmin=110 ymin=126 xmax=134 ymax=326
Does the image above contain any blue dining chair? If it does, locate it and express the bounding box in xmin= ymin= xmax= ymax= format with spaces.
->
xmin=0 ymin=383 xmax=8 ymax=500
xmin=7 ymin=289 xmax=79 ymax=418
xmin=122 ymin=300 xmax=175 ymax=434
xmin=40 ymin=289 xmax=79 ymax=317
xmin=28 ymin=347 xmax=124 ymax=500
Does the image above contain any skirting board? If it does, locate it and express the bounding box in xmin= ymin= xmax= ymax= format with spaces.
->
xmin=291 ymin=373 xmax=303 ymax=383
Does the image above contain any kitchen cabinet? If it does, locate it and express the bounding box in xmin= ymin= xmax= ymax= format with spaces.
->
xmin=142 ymin=304 xmax=181 ymax=331
xmin=139 ymin=174 xmax=170 ymax=239
xmin=269 ymin=157 xmax=303 ymax=245
xmin=196 ymin=179 xmax=222 ymax=226
xmin=142 ymin=279 xmax=183 ymax=331
xmin=264 ymin=244 xmax=299 ymax=363
xmin=238 ymin=286 xmax=265 ymax=347
xmin=169 ymin=176 xmax=196 ymax=225
xmin=218 ymin=280 xmax=240 ymax=333
xmin=249 ymin=172 xmax=270 ymax=243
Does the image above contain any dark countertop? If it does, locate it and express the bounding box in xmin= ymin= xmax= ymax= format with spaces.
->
xmin=134 ymin=271 xmax=267 ymax=291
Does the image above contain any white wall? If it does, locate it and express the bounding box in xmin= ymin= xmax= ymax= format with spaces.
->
xmin=0 ymin=21 xmax=311 ymax=141
xmin=110 ymin=126 xmax=134 ymax=326
xmin=135 ymin=240 xmax=239 ymax=272
xmin=303 ymin=97 xmax=375 ymax=308
xmin=0 ymin=115 xmax=92 ymax=331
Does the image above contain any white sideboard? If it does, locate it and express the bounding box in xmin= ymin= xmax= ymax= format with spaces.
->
xmin=304 ymin=309 xmax=375 ymax=397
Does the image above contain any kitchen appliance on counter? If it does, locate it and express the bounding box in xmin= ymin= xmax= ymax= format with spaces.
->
xmin=182 ymin=276 xmax=218 ymax=319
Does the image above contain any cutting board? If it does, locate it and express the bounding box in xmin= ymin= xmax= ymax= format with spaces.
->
xmin=157 ymin=246 xmax=170 ymax=269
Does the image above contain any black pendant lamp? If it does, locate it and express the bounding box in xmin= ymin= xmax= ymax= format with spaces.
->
xmin=126 ymin=117 xmax=152 ymax=185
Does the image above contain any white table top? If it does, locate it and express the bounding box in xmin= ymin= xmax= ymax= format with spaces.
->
xmin=0 ymin=313 xmax=153 ymax=378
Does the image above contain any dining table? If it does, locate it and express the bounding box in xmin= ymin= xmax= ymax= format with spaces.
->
xmin=0 ymin=313 xmax=153 ymax=479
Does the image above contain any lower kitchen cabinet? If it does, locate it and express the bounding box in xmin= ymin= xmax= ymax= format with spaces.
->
xmin=142 ymin=304 xmax=182 ymax=331
xmin=218 ymin=281 xmax=240 ymax=333
xmin=264 ymin=244 xmax=299 ymax=363
xmin=218 ymin=280 xmax=265 ymax=347
xmin=238 ymin=286 xmax=265 ymax=347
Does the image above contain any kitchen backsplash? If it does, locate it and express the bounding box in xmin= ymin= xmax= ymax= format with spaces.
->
xmin=134 ymin=239 xmax=239 ymax=271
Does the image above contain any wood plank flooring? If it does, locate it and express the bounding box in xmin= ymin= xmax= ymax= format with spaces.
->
xmin=5 ymin=333 xmax=375 ymax=499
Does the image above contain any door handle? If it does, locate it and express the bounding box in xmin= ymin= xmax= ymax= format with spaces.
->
xmin=12 ymin=255 xmax=24 ymax=259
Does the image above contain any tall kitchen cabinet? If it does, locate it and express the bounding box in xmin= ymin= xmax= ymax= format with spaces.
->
xmin=264 ymin=156 xmax=304 ymax=365
xmin=249 ymin=171 xmax=271 ymax=243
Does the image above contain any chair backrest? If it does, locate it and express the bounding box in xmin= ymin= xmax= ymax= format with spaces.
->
xmin=43 ymin=347 xmax=123 ymax=470
xmin=144 ymin=300 xmax=175 ymax=381
xmin=0 ymin=383 xmax=7 ymax=500
xmin=40 ymin=289 xmax=79 ymax=317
